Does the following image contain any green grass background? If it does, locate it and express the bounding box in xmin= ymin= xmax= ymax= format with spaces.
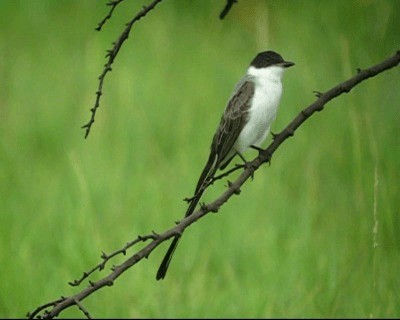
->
xmin=0 ymin=0 xmax=399 ymax=318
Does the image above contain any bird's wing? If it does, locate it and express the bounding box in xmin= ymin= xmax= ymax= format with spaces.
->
xmin=192 ymin=79 xmax=255 ymax=195
xmin=212 ymin=79 xmax=255 ymax=168
xmin=156 ymin=79 xmax=255 ymax=281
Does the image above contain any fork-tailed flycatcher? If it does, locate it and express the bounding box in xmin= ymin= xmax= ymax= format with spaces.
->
xmin=156 ymin=50 xmax=294 ymax=280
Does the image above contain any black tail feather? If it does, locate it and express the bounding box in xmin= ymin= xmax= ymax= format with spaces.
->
xmin=156 ymin=236 xmax=181 ymax=280
xmin=156 ymin=152 xmax=218 ymax=280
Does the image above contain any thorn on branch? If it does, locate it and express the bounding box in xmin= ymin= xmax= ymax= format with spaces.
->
xmin=183 ymin=196 xmax=193 ymax=203
xmin=83 ymin=0 xmax=164 ymax=138
xmin=68 ymin=280 xmax=78 ymax=287
xmin=199 ymin=202 xmax=207 ymax=211
xmin=313 ymin=90 xmax=323 ymax=98
xmin=107 ymin=280 xmax=114 ymax=286
xmin=211 ymin=206 xmax=219 ymax=213
xmin=226 ymin=180 xmax=241 ymax=195
xmin=138 ymin=233 xmax=155 ymax=242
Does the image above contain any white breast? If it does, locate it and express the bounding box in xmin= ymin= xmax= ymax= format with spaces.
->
xmin=234 ymin=65 xmax=284 ymax=154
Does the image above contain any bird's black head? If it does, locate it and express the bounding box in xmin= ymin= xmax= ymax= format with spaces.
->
xmin=250 ymin=51 xmax=295 ymax=69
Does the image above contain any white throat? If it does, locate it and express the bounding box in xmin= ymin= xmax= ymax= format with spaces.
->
xmin=247 ymin=65 xmax=286 ymax=83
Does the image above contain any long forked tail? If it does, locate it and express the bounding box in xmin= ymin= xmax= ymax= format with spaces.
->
xmin=156 ymin=152 xmax=218 ymax=280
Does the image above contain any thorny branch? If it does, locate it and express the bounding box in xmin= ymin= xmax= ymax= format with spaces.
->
xmin=68 ymin=234 xmax=157 ymax=287
xmin=95 ymin=0 xmax=125 ymax=31
xmin=28 ymin=51 xmax=400 ymax=319
xmin=81 ymin=0 xmax=164 ymax=139
xmin=83 ymin=0 xmax=239 ymax=139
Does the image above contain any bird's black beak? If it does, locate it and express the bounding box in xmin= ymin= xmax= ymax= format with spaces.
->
xmin=281 ymin=61 xmax=295 ymax=68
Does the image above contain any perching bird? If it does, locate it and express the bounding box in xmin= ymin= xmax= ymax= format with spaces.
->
xmin=156 ymin=50 xmax=294 ymax=280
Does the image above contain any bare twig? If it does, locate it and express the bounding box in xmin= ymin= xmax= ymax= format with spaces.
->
xmin=26 ymin=297 xmax=66 ymax=319
xmin=82 ymin=0 xmax=164 ymax=139
xmin=28 ymin=51 xmax=400 ymax=319
xmin=96 ymin=0 xmax=125 ymax=31
xmin=211 ymin=163 xmax=245 ymax=184
xmin=68 ymin=233 xmax=157 ymax=287
xmin=219 ymin=0 xmax=238 ymax=19
xmin=74 ymin=298 xmax=93 ymax=319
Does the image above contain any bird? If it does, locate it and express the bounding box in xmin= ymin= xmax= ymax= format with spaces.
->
xmin=156 ymin=50 xmax=294 ymax=280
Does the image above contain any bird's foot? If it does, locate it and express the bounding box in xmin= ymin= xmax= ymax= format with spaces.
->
xmin=235 ymin=162 xmax=256 ymax=180
xmin=234 ymin=160 xmax=256 ymax=181
xmin=250 ymin=145 xmax=272 ymax=166
xmin=244 ymin=161 xmax=257 ymax=180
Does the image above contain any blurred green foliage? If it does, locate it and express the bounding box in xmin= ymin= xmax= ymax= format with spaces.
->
xmin=0 ymin=0 xmax=399 ymax=318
